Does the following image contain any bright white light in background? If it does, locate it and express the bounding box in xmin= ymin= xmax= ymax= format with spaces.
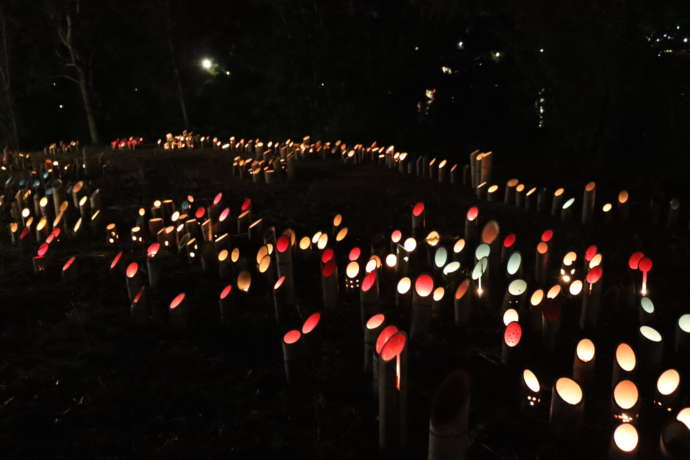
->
xmin=441 ymin=66 xmax=453 ymax=74
xmin=225 ymin=70 xmax=231 ymax=76
xmin=457 ymin=41 xmax=464 ymax=50
xmin=414 ymin=45 xmax=419 ymax=51
xmin=539 ymin=48 xmax=544 ymax=53
xmin=677 ymin=25 xmax=681 ymax=30
xmin=684 ymin=37 xmax=688 ymax=43
xmin=58 ymin=104 xmax=64 ymax=109
xmin=495 ymin=51 xmax=501 ymax=58
xmin=201 ymin=58 xmax=213 ymax=70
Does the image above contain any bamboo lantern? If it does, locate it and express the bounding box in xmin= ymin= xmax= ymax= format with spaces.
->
xmin=8 ymin=222 xmax=19 ymax=245
xmin=431 ymin=286 xmax=446 ymax=319
xmin=301 ymin=311 xmax=322 ymax=358
xmin=602 ymin=203 xmax=614 ymax=224
xmin=148 ymin=217 xmax=164 ymax=240
xmin=90 ymin=188 xmax=102 ymax=211
xmin=469 ymin=150 xmax=480 ymax=187
xmin=559 ymin=251 xmax=577 ymax=286
xmin=654 ymin=369 xmax=681 ymax=412
xmin=612 ymin=380 xmax=639 ymax=423
xmin=321 ymin=260 xmax=339 ymax=310
xmin=560 ymin=197 xmax=575 ymax=222
xmin=486 ymin=184 xmax=499 ymax=202
xmin=130 ymin=286 xmax=148 ymax=323
xmin=501 ymin=233 xmax=517 ymax=265
xmin=130 ymin=226 xmax=143 ymax=246
xmin=146 ymin=242 xmax=162 ymax=288
xmin=504 ymin=279 xmax=528 ymax=313
xmin=471 ymin=258 xmax=488 ymax=301
xmin=109 ymin=251 xmax=124 ymax=276
xmin=514 ymin=183 xmax=525 ymax=207
xmin=659 ymin=414 xmax=690 ymax=459
xmin=521 ymin=369 xmax=542 ymax=412
xmin=411 ymin=202 xmax=425 ymax=237
xmin=374 ymin=325 xmax=399 ymax=395
xmin=168 ymin=292 xmax=189 ymax=328
xmin=609 ymin=423 xmax=639 ymax=459
xmin=535 ymin=187 xmax=548 ymax=213
xmin=213 ymin=207 xmax=230 ymax=236
xmin=454 ymin=279 xmax=472 ymax=326
xmin=524 ymin=186 xmax=537 ymax=211
xmin=236 ymin=270 xmax=252 ymax=294
xmin=282 ymin=329 xmax=303 ymax=385
xmin=535 ymin=242 xmax=550 ymax=285
xmin=437 ymin=159 xmax=447 ymax=183
xmin=626 ymin=252 xmax=644 ymax=307
xmin=20 ymin=207 xmax=30 ymax=227
xmin=582 ymin=182 xmax=596 ymax=225
xmin=428 ymin=370 xmax=471 ymax=460
xmin=638 ymin=257 xmax=652 ymax=297
xmin=612 ymin=343 xmax=637 ymax=388
xmin=617 ymin=191 xmax=630 ymax=222
xmin=35 ymin=217 xmax=49 ymax=242
xmin=71 ymin=181 xmax=84 ymax=208
xmin=551 ymin=187 xmax=565 ymax=216
xmin=125 ymin=262 xmax=143 ymax=303
xmin=52 ymin=181 xmax=64 ymax=217
xmin=382 ymin=253 xmax=398 ymax=294
xmin=501 ymin=321 xmax=522 ymax=365
xmin=506 ymin=251 xmax=522 ymax=280
xmin=61 ymin=255 xmax=77 ymax=282
xmin=449 ymin=164 xmax=458 ymax=184
xmin=237 ymin=209 xmax=251 ymax=234
xmin=364 ymin=313 xmax=386 ymax=373
xmin=411 ymin=273 xmax=434 ymax=338
xmin=361 ymin=271 xmax=380 ymax=325
xmin=400 ymin=237 xmax=417 ymax=274
xmin=451 ymin=237 xmax=465 ymax=264
xmin=475 ymin=182 xmax=487 ymax=201
xmin=541 ymin=298 xmax=561 ymax=352
xmin=549 ymin=377 xmax=584 ymax=438
xmin=378 ymin=330 xmax=408 ymax=450
xmin=464 ymin=206 xmax=479 ymax=247
xmin=573 ymin=338 xmax=596 ymax=388
xmin=676 ymin=314 xmax=690 ymax=356
xmin=638 ymin=325 xmax=663 ymax=376
xmin=89 ymin=209 xmax=103 ymax=233
xmin=396 ymin=276 xmax=412 ymax=314
xmin=272 ymin=276 xmax=288 ymax=325
xmin=428 ymin=157 xmax=437 ymax=180
xmin=638 ymin=297 xmax=655 ymax=325
xmin=218 ymin=284 xmax=233 ymax=326
xmin=345 ymin=261 xmax=361 ymax=293
xmin=104 ymin=223 xmax=118 ymax=246
xmin=580 ymin=266 xmax=603 ymax=331
xmin=275 ymin=235 xmax=295 ymax=304
xmin=38 ymin=196 xmax=51 ymax=220
xmin=390 ymin=229 xmax=403 ymax=253
xmin=504 ymin=178 xmax=518 ymax=205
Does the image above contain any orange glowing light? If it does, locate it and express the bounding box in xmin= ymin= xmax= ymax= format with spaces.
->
xmin=367 ymin=313 xmax=385 ymax=330
xmin=412 ymin=202 xmax=425 ymax=217
xmin=397 ymin=277 xmax=412 ymax=295
xmin=504 ymin=321 xmax=522 ymax=347
xmin=466 ymin=206 xmax=479 ymax=221
xmin=302 ymin=312 xmax=321 ymax=334
xmin=283 ymin=329 xmax=301 ymax=344
xmin=380 ymin=331 xmax=407 ymax=361
xmin=415 ymin=274 xmax=434 ymax=297
xmin=537 ymin=242 xmax=548 ymax=255
xmin=219 ymin=284 xmax=232 ymax=300
xmin=62 ymin=256 xmax=76 ymax=272
xmin=126 ymin=262 xmax=139 ymax=278
xmin=170 ymin=293 xmax=186 ymax=309
xmin=618 ymin=190 xmax=629 ymax=204
xmin=348 ymin=247 xmax=361 ymax=261
xmin=362 ymin=271 xmax=377 ymax=292
xmin=503 ymin=233 xmax=516 ymax=248
xmin=530 ymin=289 xmax=544 ymax=306
xmin=274 ymin=275 xmax=286 ymax=290
xmin=454 ymin=280 xmax=470 ymax=300
xmin=391 ymin=230 xmax=402 ymax=243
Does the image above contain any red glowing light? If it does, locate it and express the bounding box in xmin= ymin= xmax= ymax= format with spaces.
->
xmin=126 ymin=262 xmax=139 ymax=278
xmin=110 ymin=251 xmax=123 ymax=270
xmin=213 ymin=192 xmax=223 ymax=206
xmin=62 ymin=256 xmax=76 ymax=272
xmin=628 ymin=252 xmax=644 ymax=270
xmin=412 ymin=202 xmax=425 ymax=217
xmin=586 ymin=266 xmax=603 ymax=285
xmin=195 ymin=207 xmax=206 ymax=219
xmin=415 ymin=273 xmax=434 ymax=297
xmin=362 ymin=271 xmax=377 ymax=292
xmin=241 ymin=198 xmax=252 ymax=212
xmin=366 ymin=313 xmax=385 ymax=330
xmin=219 ymin=208 xmax=230 ymax=222
xmin=283 ymin=329 xmax=301 ymax=344
xmin=322 ymin=260 xmax=336 ymax=278
xmin=147 ymin=242 xmax=160 ymax=259
xmin=321 ymin=248 xmax=335 ymax=264
xmin=302 ymin=312 xmax=321 ymax=334
xmin=170 ymin=293 xmax=186 ymax=309
xmin=503 ymin=234 xmax=517 ymax=248
xmin=219 ymin=284 xmax=232 ymax=300
xmin=19 ymin=228 xmax=29 ymax=240
xmin=274 ymin=275 xmax=286 ymax=290
xmin=466 ymin=206 xmax=479 ymax=221
xmin=541 ymin=229 xmax=554 ymax=242
xmin=391 ymin=230 xmax=402 ymax=243
xmin=376 ymin=325 xmax=399 ymax=354
xmin=37 ymin=243 xmax=49 ymax=257
xmin=47 ymin=228 xmax=61 ymax=244
xmin=380 ymin=331 xmax=407 ymax=361
xmin=504 ymin=321 xmax=522 ymax=347
xmin=133 ymin=286 xmax=145 ymax=303
xmin=585 ymin=245 xmax=598 ymax=262
xmin=638 ymin=257 xmax=653 ymax=273
xmin=348 ymin=247 xmax=361 ymax=261
xmin=276 ymin=236 xmax=290 ymax=253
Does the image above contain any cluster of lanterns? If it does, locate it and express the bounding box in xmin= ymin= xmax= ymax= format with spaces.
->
xmin=110 ymin=137 xmax=143 ymax=150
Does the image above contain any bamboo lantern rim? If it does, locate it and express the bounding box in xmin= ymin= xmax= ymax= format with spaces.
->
xmin=508 ymin=279 xmax=528 ymax=296
xmin=503 ymin=233 xmax=516 ymax=248
xmin=432 ymin=287 xmax=445 ymax=302
xmin=412 ymin=202 xmax=425 ymax=217
xmin=530 ymin=289 xmax=544 ymax=306
xmin=481 ymin=220 xmax=500 ymax=245
xmin=640 ymin=325 xmax=662 ymax=343
xmin=614 ymin=380 xmax=638 ymax=409
xmin=553 ymin=187 xmax=564 ymax=197
xmin=403 ymin=237 xmax=417 ymax=252
xmin=640 ymin=297 xmax=654 ymax=314
xmin=679 ymin=314 xmax=690 ymax=333
xmin=302 ymin=312 xmax=321 ymax=334
xmin=385 ymin=254 xmax=397 ymax=268
xmin=443 ymin=261 xmax=460 ymax=275
xmin=526 ymin=187 xmax=536 ymax=196
xmin=487 ymin=184 xmax=498 ymax=194
xmin=563 ymin=251 xmax=577 ymax=266
xmin=415 ymin=274 xmax=434 ymax=297
xmin=212 ymin=192 xmax=223 ymax=206
xmin=380 ymin=331 xmax=407 ymax=362
xmin=258 ymin=255 xmax=271 ymax=273
xmin=547 ymin=284 xmax=561 ymax=299
xmin=170 ymin=293 xmax=186 ymax=309
xmin=576 ymin=338 xmax=595 ymax=362
xmin=147 ymin=243 xmax=161 ymax=259
xmin=452 ymin=238 xmax=465 ymax=254
xmin=523 ymin=369 xmax=540 ymax=392
xmin=346 ymin=261 xmax=360 ymax=279
xmin=219 ymin=284 xmax=232 ymax=300
xmin=195 ymin=207 xmax=205 ymax=219
xmin=425 ymin=230 xmax=440 ymax=247
xmin=126 ymin=262 xmax=139 ymax=278
xmin=466 ymin=206 xmax=479 ymax=222
xmin=618 ymin=190 xmax=629 ymax=204
xmin=219 ymin=208 xmax=230 ymax=222
xmin=62 ymin=256 xmax=76 ymax=272
xmin=569 ymin=280 xmax=583 ymax=295
xmin=475 ymin=243 xmax=490 ymax=261
xmin=218 ymin=249 xmax=229 ymax=262
xmin=110 ymin=251 xmax=123 ymax=270
xmin=434 ymin=247 xmax=448 ymax=268
xmin=537 ymin=242 xmax=548 ymax=255
xmin=455 ymin=279 xmax=470 ymax=300
xmin=616 ymin=343 xmax=636 ymax=371
xmin=274 ymin=276 xmax=286 ymax=290
xmin=586 ymin=266 xmax=603 ymax=285
xmin=555 ymin=377 xmax=582 ymax=405
xmin=362 ymin=271 xmax=377 ymax=292
xmin=241 ymin=198 xmax=251 ymax=212
xmin=237 ymin=271 xmax=252 ymax=292
xmin=283 ymin=330 xmax=301 ymax=344
xmin=21 ymin=208 xmax=30 ymax=218
xmin=138 ymin=207 xmax=146 ymax=217
xmin=171 ymin=211 xmax=180 ymax=222
xmin=503 ymin=308 xmax=519 ymax=326
xmin=507 ymin=252 xmax=522 ymax=276
xmin=317 ymin=233 xmax=329 ymax=250
xmin=299 ymin=236 xmax=311 ymax=250
xmin=504 ymin=321 xmax=522 ymax=347
xmin=321 ymin=248 xmax=335 ymax=264
xmin=397 ymin=277 xmax=412 ymax=295
xmin=613 ymin=423 xmax=638 ymax=452
xmin=541 ymin=229 xmax=554 ymax=242
xmin=367 ymin=313 xmax=385 ymax=330
xmin=628 ymin=252 xmax=644 ymax=270
xmin=332 ymin=213 xmax=343 ymax=227
xmin=658 ymin=369 xmax=680 ymax=396
xmin=602 ymin=203 xmax=612 ymax=212
xmin=335 ymin=227 xmax=348 ymax=242
xmin=585 ymin=245 xmax=598 ymax=261
xmin=376 ymin=325 xmax=399 ymax=354
xmin=585 ymin=181 xmax=596 ymax=192
xmin=153 ymin=199 xmax=162 ymax=208
xmin=391 ymin=230 xmax=402 ymax=244
xmin=133 ymin=286 xmax=145 ymax=303
xmin=639 ymin=257 xmax=653 ymax=273
xmin=276 ymin=236 xmax=290 ymax=253
xmin=677 ymin=408 xmax=690 ymax=430
xmin=37 ymin=243 xmax=49 ymax=258
xmin=231 ymin=248 xmax=241 ymax=263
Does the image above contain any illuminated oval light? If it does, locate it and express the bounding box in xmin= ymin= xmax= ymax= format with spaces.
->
xmin=537 ymin=242 xmax=548 ymax=255
xmin=231 ymin=248 xmax=240 ymax=263
xmin=346 ymin=261 xmax=360 ymax=279
xmin=640 ymin=325 xmax=662 ymax=343
xmin=366 ymin=313 xmax=385 ymax=330
xmin=425 ymin=230 xmax=440 ymax=247
xmin=380 ymin=331 xmax=407 ymax=361
xmin=481 ymin=220 xmax=500 ymax=244
xmin=679 ymin=314 xmax=690 ymax=333
xmin=562 ymin=197 xmax=575 ymax=209
xmin=376 ymin=325 xmax=399 ymax=354
xmin=432 ymin=287 xmax=445 ymax=302
xmin=170 ymin=293 xmax=186 ymax=309
xmin=530 ymin=289 xmax=544 ymax=307
xmin=504 ymin=321 xmax=522 ymax=347
xmin=385 ymin=253 xmax=398 ymax=268
xmin=110 ymin=251 xmax=123 ymax=270
xmin=503 ymin=233 xmax=516 ymax=248
xmin=618 ymin=190 xmax=629 ymax=204
xmin=126 ymin=262 xmax=139 ymax=278
xmin=299 ymin=236 xmax=311 ymax=250
xmin=563 ymin=251 xmax=577 ymax=266
xmin=237 ymin=271 xmax=252 ymax=292
xmin=507 ymin=252 xmax=522 ymax=275
xmin=471 ymin=258 xmax=488 ymax=280
xmin=455 ymin=280 xmax=470 ymax=300
xmin=349 ymin=247 xmax=361 ymax=261
xmin=332 ymin=213 xmax=343 ymax=227
xmin=241 ymin=198 xmax=251 ymax=212
xmin=391 ymin=230 xmax=402 ymax=243
xmin=555 ymin=377 xmax=582 ymax=405
xmin=586 ymin=266 xmax=603 ymax=285
xmin=365 ymin=258 xmax=378 ymax=273
xmin=569 ymin=280 xmax=583 ymax=296
xmin=321 ymin=248 xmax=335 ymax=264
xmin=547 ymin=285 xmax=561 ymax=299
xmin=508 ymin=279 xmax=527 ymax=296
xmin=276 ymin=236 xmax=290 ymax=253
xmin=311 ymin=231 xmax=322 ymax=245
xmin=195 ymin=207 xmax=206 ymax=219
xmin=628 ymin=252 xmax=644 ymax=270
xmin=657 ymin=369 xmax=680 ymax=395
xmin=541 ymin=229 xmax=554 ymax=242
xmin=415 ymin=274 xmax=434 ymax=297
xmin=397 ymin=277 xmax=412 ymax=295
xmin=639 ymin=257 xmax=653 ymax=273
xmin=219 ymin=284 xmax=232 ymax=300
xmin=362 ymin=271 xmax=377 ymax=292
xmin=452 ymin=238 xmax=465 ymax=254
xmin=37 ymin=243 xmax=49 ymax=258
xmin=62 ymin=256 xmax=76 ymax=272
xmin=412 ymin=202 xmax=425 ymax=217
xmin=475 ymin=243 xmax=490 ymax=261
xmin=613 ymin=424 xmax=638 ymax=453
xmin=576 ymin=338 xmax=595 ymax=362
xmin=503 ymin=308 xmax=519 ymax=326
xmin=616 ymin=343 xmax=636 ymax=371
xmin=585 ymin=245 xmax=598 ymax=261
xmin=219 ymin=208 xmax=230 ymax=222
xmin=336 ymin=227 xmax=349 ymax=242
xmin=614 ymin=380 xmax=638 ymax=409
xmin=523 ymin=369 xmax=540 ymax=392
xmin=640 ymin=297 xmax=654 ymax=314
xmin=602 ymin=203 xmax=612 ymax=212
xmin=218 ymin=249 xmax=229 ymax=262
xmin=403 ymin=237 xmax=417 ymax=252
xmin=274 ymin=276 xmax=286 ymax=290
xmin=442 ymin=261 xmax=460 ymax=275
xmin=283 ymin=330 xmax=301 ymax=344
xmin=677 ymin=408 xmax=690 ymax=430
xmin=212 ymin=192 xmax=223 ymax=206
xmin=434 ymin=247 xmax=448 ymax=268
xmin=317 ymin=233 xmax=328 ymax=250
xmin=466 ymin=206 xmax=479 ymax=221
xmin=147 ymin=243 xmax=161 ymax=259
xmin=302 ymin=312 xmax=321 ymax=334
xmin=258 ymin=255 xmax=271 ymax=273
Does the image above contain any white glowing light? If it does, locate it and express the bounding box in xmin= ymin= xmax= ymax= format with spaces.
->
xmin=539 ymin=48 xmax=544 ymax=53
xmin=457 ymin=41 xmax=464 ymax=49
xmin=201 ymin=58 xmax=213 ymax=70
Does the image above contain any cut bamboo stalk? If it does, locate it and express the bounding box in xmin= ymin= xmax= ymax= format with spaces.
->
xmin=573 ymin=338 xmax=596 ymax=389
xmin=411 ymin=273 xmax=434 ymax=339
xmin=612 ymin=379 xmax=639 ymax=424
xmin=551 ymin=187 xmax=565 ymax=216
xmin=428 ymin=370 xmax=471 ymax=460
xmin=581 ymin=182 xmax=596 ymax=225
xmin=609 ymin=423 xmax=639 ymax=459
xmin=364 ymin=313 xmax=386 ymax=374
xmin=612 ymin=343 xmax=636 ymax=388
xmin=549 ymin=377 xmax=584 ymax=438
xmin=378 ymin=330 xmax=408 ymax=450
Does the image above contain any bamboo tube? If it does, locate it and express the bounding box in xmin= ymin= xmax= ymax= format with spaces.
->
xmin=218 ymin=284 xmax=233 ymax=326
xmin=667 ymin=198 xmax=680 ymax=228
xmin=524 ymin=186 xmax=537 ymax=212
xmin=602 ymin=203 xmax=614 ymax=224
xmin=130 ymin=286 xmax=148 ymax=324
xmin=361 ymin=271 xmax=381 ymax=326
xmin=396 ymin=276 xmax=412 ymax=313
xmin=475 ymin=181 xmax=487 ymax=201
xmin=321 ymin=260 xmax=339 ymax=311
xmin=573 ymin=338 xmax=596 ymax=388
xmin=536 ymin=187 xmax=548 ymax=213
xmin=276 ymin=236 xmax=295 ymax=304
xmin=612 ymin=343 xmax=636 ymax=388
xmin=378 ymin=331 xmax=408 ymax=450
xmin=505 ymin=251 xmax=522 ymax=280
xmin=464 ymin=206 xmax=479 ymax=247
xmin=273 ymin=276 xmax=289 ymax=326
xmin=609 ymin=423 xmax=639 ymax=459
xmin=617 ymin=190 xmax=630 ymax=222
xmin=411 ymin=273 xmax=434 ymax=339
xmin=146 ymin=242 xmax=162 ymax=288
xmin=501 ymin=321 xmax=523 ymax=365
xmin=551 ymin=188 xmax=565 ymax=216
xmin=560 ymin=197 xmax=575 ymax=222
xmin=612 ymin=380 xmax=639 ymax=423
xmin=479 ymin=151 xmax=492 ymax=184
xmin=428 ymin=370 xmax=471 ymax=460
xmin=364 ymin=313 xmax=386 ymax=374
xmin=125 ymin=262 xmax=143 ymax=303
xmin=411 ymin=202 xmax=426 ymax=237
xmin=549 ymin=377 xmax=584 ymax=438
xmin=514 ymin=184 xmax=525 ymax=208
xmin=486 ymin=184 xmax=499 ymax=202
xmin=535 ymin=242 xmax=550 ymax=286
xmin=580 ymin=266 xmax=603 ymax=331
xmin=638 ymin=325 xmax=663 ymax=377
xmin=168 ymin=293 xmax=189 ymax=328
xmin=453 ymin=280 xmax=472 ymax=326
xmin=282 ymin=329 xmax=303 ymax=385
xmin=469 ymin=150 xmax=480 ymax=187
xmin=581 ymin=182 xmax=596 ymax=225
xmin=675 ymin=314 xmax=690 ymax=355
xmin=659 ymin=418 xmax=690 ymax=459
xmin=504 ymin=178 xmax=518 ymax=205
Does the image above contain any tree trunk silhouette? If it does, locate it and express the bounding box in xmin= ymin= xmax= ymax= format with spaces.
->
xmin=165 ymin=0 xmax=189 ymax=129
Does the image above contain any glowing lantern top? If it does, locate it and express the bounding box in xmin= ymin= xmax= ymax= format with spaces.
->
xmin=555 ymin=377 xmax=582 ymax=405
xmin=376 ymin=325 xmax=399 ymax=354
xmin=503 ymin=233 xmax=516 ymax=248
xmin=391 ymin=230 xmax=402 ymax=243
xmin=466 ymin=206 xmax=479 ymax=221
xmin=322 ymin=260 xmax=336 ymax=278
xmin=613 ymin=424 xmax=638 ymax=453
xmin=170 ymin=293 xmax=186 ymax=309
xmin=110 ymin=251 xmax=123 ymax=270
xmin=586 ymin=266 xmax=603 ymax=285
xmin=241 ymin=198 xmax=252 ymax=212
xmin=523 ymin=369 xmax=540 ymax=392
xmin=321 ymin=248 xmax=334 ymax=264
xmin=219 ymin=284 xmax=232 ymax=300
xmin=302 ymin=312 xmax=321 ymax=334
xmin=585 ymin=245 xmax=598 ymax=261
xmin=362 ymin=272 xmax=377 ymax=292
xmin=540 ymin=229 xmax=553 ymax=243
xmin=62 ymin=256 xmax=76 ymax=272
xmin=147 ymin=242 xmax=161 ymax=259
xmin=380 ymin=331 xmax=407 ymax=361
xmin=283 ymin=330 xmax=301 ymax=344
xmin=213 ymin=192 xmax=223 ymax=206
xmin=412 ymin=202 xmax=425 ymax=217
xmin=366 ymin=313 xmax=385 ymax=330
xmin=195 ymin=207 xmax=206 ymax=219
xmin=638 ymin=257 xmax=653 ymax=273
xmin=504 ymin=321 xmax=522 ymax=347
xmin=628 ymin=252 xmax=644 ymax=270
xmin=276 ymin=236 xmax=290 ymax=253
xmin=126 ymin=262 xmax=139 ymax=278
xmin=415 ymin=274 xmax=434 ymax=297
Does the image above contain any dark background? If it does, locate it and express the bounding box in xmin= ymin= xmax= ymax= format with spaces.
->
xmin=2 ymin=0 xmax=690 ymax=184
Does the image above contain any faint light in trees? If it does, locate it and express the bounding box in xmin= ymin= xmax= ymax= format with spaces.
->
xmin=201 ymin=58 xmax=213 ymax=70
xmin=457 ymin=40 xmax=464 ymax=50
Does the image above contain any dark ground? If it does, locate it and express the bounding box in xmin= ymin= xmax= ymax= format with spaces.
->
xmin=0 ymin=147 xmax=689 ymax=459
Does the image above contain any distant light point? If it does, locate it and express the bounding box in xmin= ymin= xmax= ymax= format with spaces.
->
xmin=201 ymin=58 xmax=213 ymax=70
xmin=539 ymin=48 xmax=544 ymax=53
xmin=457 ymin=41 xmax=464 ymax=50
